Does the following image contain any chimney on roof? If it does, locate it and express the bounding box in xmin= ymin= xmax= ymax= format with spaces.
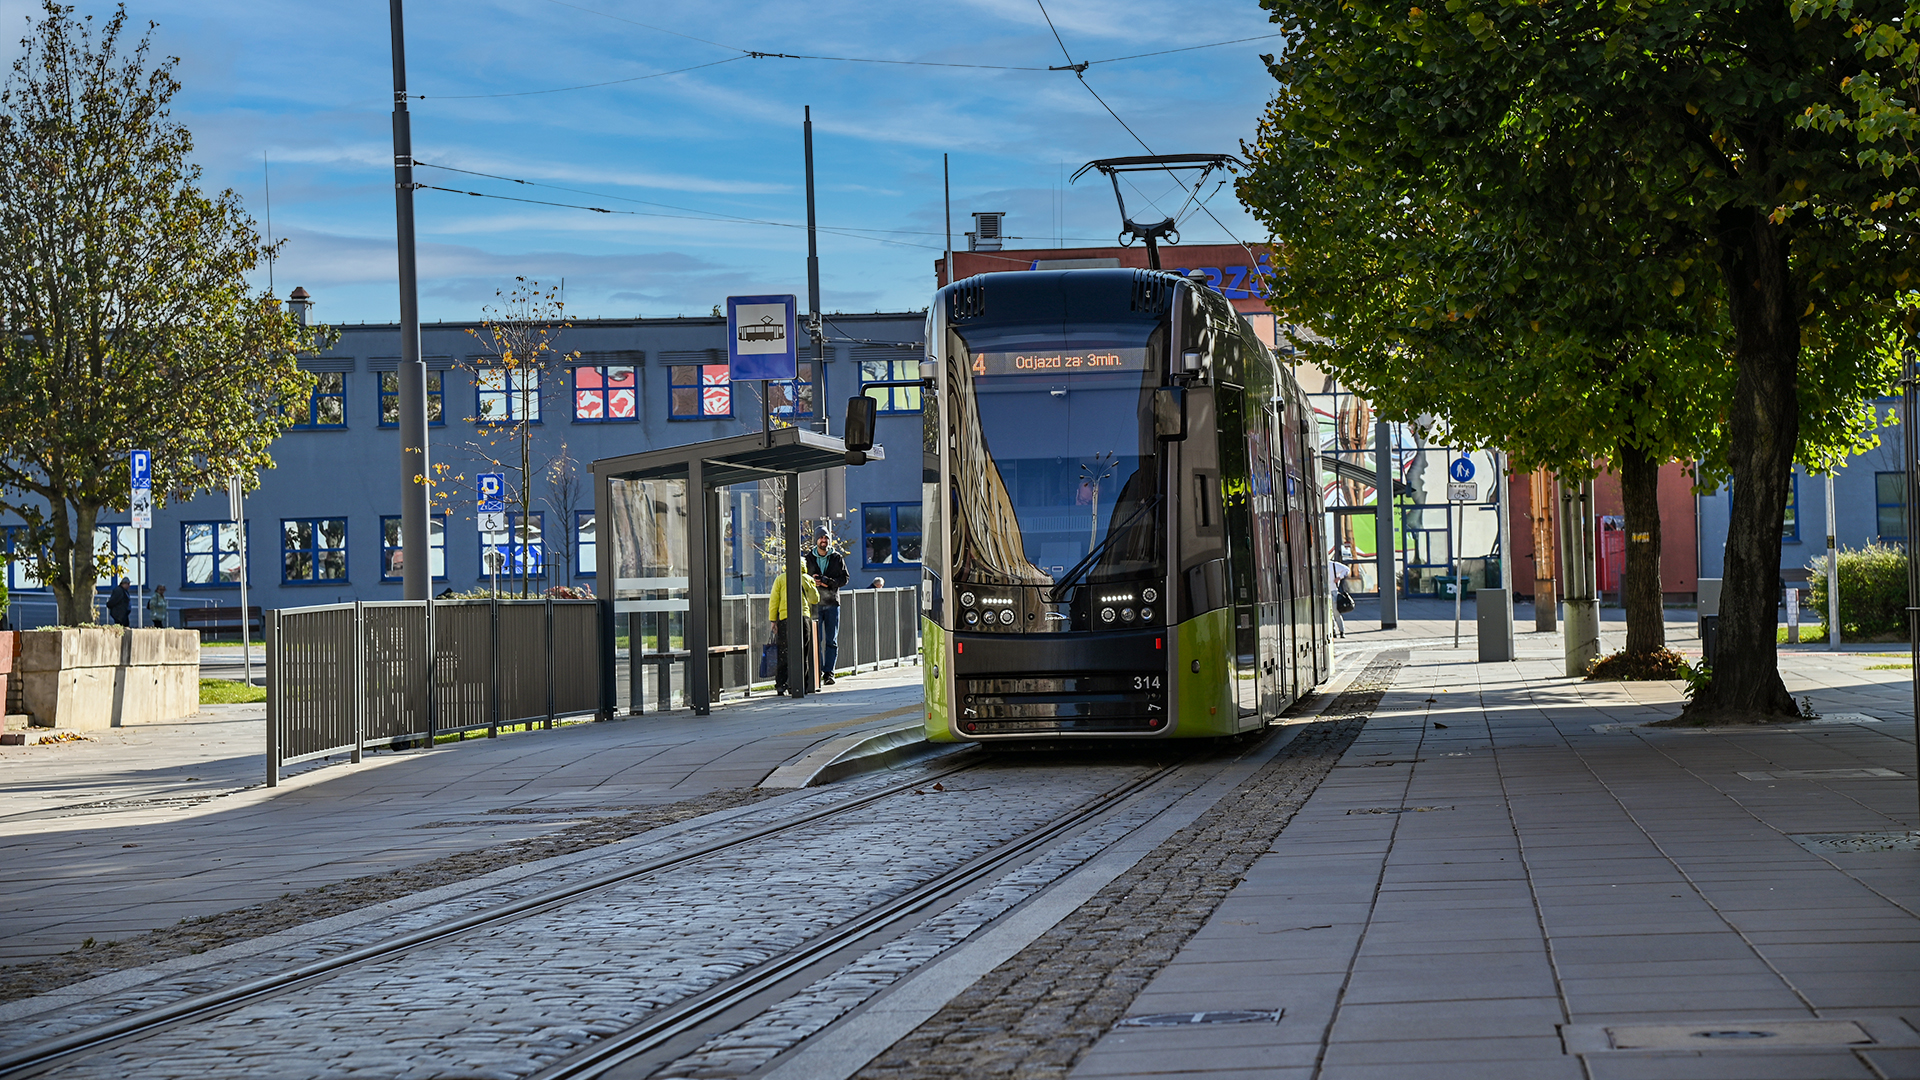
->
xmin=288 ymin=286 xmax=311 ymax=327
xmin=968 ymin=211 xmax=1005 ymax=252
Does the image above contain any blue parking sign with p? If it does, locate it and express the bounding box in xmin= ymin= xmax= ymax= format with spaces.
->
xmin=478 ymin=473 xmax=505 ymax=512
xmin=130 ymin=450 xmax=151 ymax=488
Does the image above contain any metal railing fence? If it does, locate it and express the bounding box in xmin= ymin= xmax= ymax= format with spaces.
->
xmin=622 ymin=587 xmax=919 ymax=712
xmin=267 ymin=597 xmax=604 ymax=785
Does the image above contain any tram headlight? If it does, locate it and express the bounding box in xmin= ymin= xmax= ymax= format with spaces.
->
xmin=1121 ymin=607 xmax=1136 ymax=623
xmin=1101 ymin=606 xmax=1116 ymax=624
xmin=1139 ymin=607 xmax=1154 ymax=622
xmin=1142 ymin=587 xmax=1158 ymax=603
xmin=999 ymin=608 xmax=1016 ymax=625
xmin=965 ymin=609 xmax=979 ymax=624
xmin=960 ymin=591 xmax=976 ymax=607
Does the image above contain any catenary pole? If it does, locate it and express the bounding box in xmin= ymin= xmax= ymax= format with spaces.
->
xmin=943 ymin=154 xmax=952 ymax=287
xmin=1374 ymin=418 xmax=1396 ymax=629
xmin=390 ymin=0 xmax=430 ymax=603
xmin=804 ymin=107 xmax=826 ymax=433
xmin=1902 ymin=361 xmax=1919 ymax=831
xmin=1825 ymin=469 xmax=1840 ymax=649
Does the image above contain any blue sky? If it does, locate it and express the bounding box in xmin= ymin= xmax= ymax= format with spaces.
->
xmin=0 ymin=0 xmax=1284 ymax=324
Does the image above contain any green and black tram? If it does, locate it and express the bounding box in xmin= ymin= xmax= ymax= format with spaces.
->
xmin=917 ymin=267 xmax=1331 ymax=742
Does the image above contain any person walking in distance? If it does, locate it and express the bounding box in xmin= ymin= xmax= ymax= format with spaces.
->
xmin=1328 ymin=556 xmax=1350 ymax=639
xmin=768 ymin=566 xmax=819 ymax=695
xmin=106 ymin=576 xmax=131 ymax=628
xmin=150 ymin=584 xmax=168 ymax=628
xmin=804 ymin=528 xmax=849 ymax=686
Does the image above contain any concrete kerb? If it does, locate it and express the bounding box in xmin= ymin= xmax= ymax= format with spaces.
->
xmin=761 ymin=715 xmax=970 ymax=788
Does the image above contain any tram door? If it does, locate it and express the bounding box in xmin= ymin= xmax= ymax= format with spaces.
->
xmin=1249 ymin=405 xmax=1284 ymax=720
xmin=1263 ymin=402 xmax=1294 ymax=710
xmin=1217 ymin=384 xmax=1260 ymax=718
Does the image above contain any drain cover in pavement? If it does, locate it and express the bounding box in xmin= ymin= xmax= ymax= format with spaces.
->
xmin=1790 ymin=832 xmax=1920 ymax=854
xmin=1737 ymin=768 xmax=1903 ymax=781
xmin=1346 ymin=806 xmax=1452 ymax=815
xmin=1604 ymin=1020 xmax=1872 ymax=1050
xmin=1117 ymin=1010 xmax=1282 ymax=1028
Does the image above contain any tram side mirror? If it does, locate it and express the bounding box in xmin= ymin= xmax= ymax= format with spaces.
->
xmin=844 ymin=395 xmax=877 ymax=453
xmin=1153 ymin=386 xmax=1188 ymax=441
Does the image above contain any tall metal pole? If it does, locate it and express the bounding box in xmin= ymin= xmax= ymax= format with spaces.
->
xmin=943 ymin=154 xmax=953 ymax=287
xmin=804 ymin=107 xmax=826 ymax=433
xmin=1825 ymin=469 xmax=1841 ymax=649
xmin=1374 ymin=418 xmax=1396 ymax=629
xmin=390 ymin=0 xmax=430 ymax=603
xmin=1901 ymin=362 xmax=1919 ymax=831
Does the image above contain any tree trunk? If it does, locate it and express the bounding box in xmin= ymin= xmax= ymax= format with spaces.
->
xmin=50 ymin=499 xmax=101 ymax=626
xmin=1618 ymin=443 xmax=1664 ymax=656
xmin=1683 ymin=206 xmax=1798 ymax=721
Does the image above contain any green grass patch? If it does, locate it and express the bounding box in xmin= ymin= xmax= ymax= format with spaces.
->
xmin=1775 ymin=624 xmax=1829 ymax=644
xmin=1866 ymin=662 xmax=1913 ymax=670
xmin=199 ymin=678 xmax=266 ymax=704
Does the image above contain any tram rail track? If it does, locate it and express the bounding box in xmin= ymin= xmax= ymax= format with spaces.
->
xmin=0 ymin=757 xmax=988 ymax=1079
xmin=0 ymin=749 xmax=1201 ymax=1080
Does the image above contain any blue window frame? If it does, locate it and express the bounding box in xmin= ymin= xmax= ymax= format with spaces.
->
xmin=861 ymin=502 xmax=921 ymax=568
xmin=379 ymin=370 xmax=446 ymax=428
xmin=93 ymin=524 xmax=145 ymax=589
xmin=576 ymin=511 xmax=596 ymax=577
xmin=481 ymin=511 xmax=545 ymax=578
xmin=572 ymin=365 xmax=638 ymax=422
xmin=380 ymin=514 xmax=447 ymax=581
xmin=768 ymin=361 xmax=814 ymax=420
xmin=669 ymin=364 xmax=731 ymax=419
xmin=860 ymin=358 xmax=921 ymax=414
xmin=282 ymin=517 xmax=349 ymax=584
xmin=182 ymin=521 xmax=248 ymax=588
xmin=2 ymin=526 xmax=44 ymax=591
xmin=1783 ymin=474 xmax=1799 ymax=542
xmin=291 ymin=372 xmax=347 ymax=429
xmin=1877 ymin=472 xmax=1907 ymax=541
xmin=477 ymin=367 xmax=540 ymax=423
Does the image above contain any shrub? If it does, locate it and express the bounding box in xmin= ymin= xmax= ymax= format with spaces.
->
xmin=1586 ymin=647 xmax=1693 ymax=681
xmin=1806 ymin=544 xmax=1910 ymax=639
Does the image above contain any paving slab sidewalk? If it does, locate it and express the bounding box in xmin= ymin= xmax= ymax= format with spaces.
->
xmin=0 ymin=665 xmax=925 ymax=965
xmin=1073 ymin=633 xmax=1920 ymax=1080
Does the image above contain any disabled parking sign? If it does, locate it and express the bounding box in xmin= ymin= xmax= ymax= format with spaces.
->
xmin=478 ymin=473 xmax=506 ymax=532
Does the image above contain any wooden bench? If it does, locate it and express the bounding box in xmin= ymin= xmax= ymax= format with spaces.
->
xmin=180 ymin=606 xmax=265 ymax=637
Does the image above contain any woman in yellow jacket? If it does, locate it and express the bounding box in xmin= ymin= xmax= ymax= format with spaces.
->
xmin=769 ymin=570 xmax=820 ymax=695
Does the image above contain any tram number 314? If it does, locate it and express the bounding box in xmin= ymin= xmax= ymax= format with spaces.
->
xmin=1132 ymin=675 xmax=1163 ymax=691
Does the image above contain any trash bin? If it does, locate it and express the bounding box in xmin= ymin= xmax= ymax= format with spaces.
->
xmin=1436 ymin=575 xmax=1460 ymax=598
xmin=1700 ymin=614 xmax=1719 ymax=668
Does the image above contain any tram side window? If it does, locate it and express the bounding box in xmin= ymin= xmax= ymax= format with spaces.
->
xmin=1195 ymin=472 xmax=1213 ymax=529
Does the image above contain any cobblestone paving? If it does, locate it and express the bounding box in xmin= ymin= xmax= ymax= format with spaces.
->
xmin=0 ymin=788 xmax=785 ymax=1005
xmin=850 ymin=651 xmax=1404 ymax=1080
xmin=26 ymin=761 xmax=1157 ymax=1080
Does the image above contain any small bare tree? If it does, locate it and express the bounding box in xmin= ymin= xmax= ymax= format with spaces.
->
xmin=545 ymin=441 xmax=583 ymax=585
xmin=464 ymin=278 xmax=575 ymax=597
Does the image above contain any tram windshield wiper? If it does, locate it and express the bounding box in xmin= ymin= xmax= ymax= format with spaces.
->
xmin=1046 ymin=495 xmax=1162 ymax=605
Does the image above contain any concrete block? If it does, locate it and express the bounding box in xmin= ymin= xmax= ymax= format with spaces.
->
xmin=18 ymin=627 xmax=199 ymax=730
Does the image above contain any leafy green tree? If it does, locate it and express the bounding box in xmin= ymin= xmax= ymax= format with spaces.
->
xmin=1243 ymin=0 xmax=1912 ymax=719
xmin=0 ymin=3 xmax=321 ymax=625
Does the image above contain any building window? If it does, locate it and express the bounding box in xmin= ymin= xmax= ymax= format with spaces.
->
xmin=93 ymin=524 xmax=145 ymax=588
xmin=291 ymin=373 xmax=347 ymax=429
xmin=860 ymin=358 xmax=921 ymax=414
xmin=481 ymin=512 xmax=545 ymax=578
xmin=282 ymin=518 xmax=348 ymax=584
xmin=379 ymin=370 xmax=446 ymax=427
xmin=380 ymin=515 xmax=447 ymax=581
xmin=2 ymin=526 xmax=44 ymax=591
xmin=861 ymin=502 xmax=921 ymax=568
xmin=477 ymin=367 xmax=541 ymax=423
xmin=768 ymin=362 xmax=814 ymax=419
xmin=573 ymin=365 xmax=637 ymax=421
xmin=669 ymin=364 xmax=731 ymax=419
xmin=1877 ymin=472 xmax=1907 ymax=541
xmin=576 ymin=511 xmax=596 ymax=576
xmin=1782 ymin=474 xmax=1799 ymax=542
xmin=183 ymin=521 xmax=246 ymax=587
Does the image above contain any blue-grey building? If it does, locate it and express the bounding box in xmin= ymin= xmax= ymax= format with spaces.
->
xmin=1696 ymin=396 xmax=1908 ymax=588
xmin=1 ymin=297 xmax=929 ymax=628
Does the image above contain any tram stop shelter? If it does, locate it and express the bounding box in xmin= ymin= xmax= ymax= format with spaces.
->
xmin=592 ymin=426 xmax=883 ymax=714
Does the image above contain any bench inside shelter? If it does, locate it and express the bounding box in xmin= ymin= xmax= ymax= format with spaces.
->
xmin=180 ymin=605 xmax=265 ymax=637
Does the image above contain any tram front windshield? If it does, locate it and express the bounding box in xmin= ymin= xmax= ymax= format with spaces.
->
xmin=947 ymin=324 xmax=1164 ymax=591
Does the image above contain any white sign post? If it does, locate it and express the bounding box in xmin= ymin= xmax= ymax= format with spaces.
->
xmin=130 ymin=450 xmax=151 ymax=628
xmin=228 ymin=475 xmax=252 ymax=686
xmin=478 ymin=474 xmax=506 ymax=596
xmin=1449 ymin=472 xmax=1476 ymax=648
